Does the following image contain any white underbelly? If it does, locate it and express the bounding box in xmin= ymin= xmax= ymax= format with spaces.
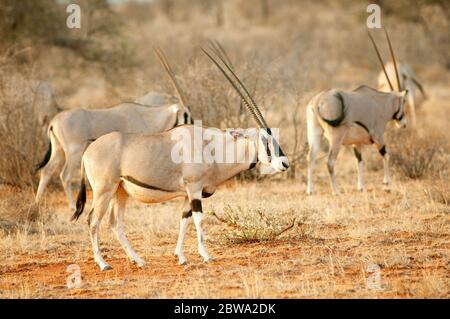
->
xmin=121 ymin=179 xmax=185 ymax=203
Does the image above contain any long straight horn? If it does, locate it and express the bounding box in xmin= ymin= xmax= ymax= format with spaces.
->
xmin=207 ymin=47 xmax=269 ymax=128
xmin=383 ymin=28 xmax=401 ymax=91
xmin=367 ymin=29 xmax=394 ymax=91
xmin=208 ymin=39 xmax=233 ymax=68
xmin=153 ymin=47 xmax=188 ymax=107
xmin=202 ymin=48 xmax=264 ymax=128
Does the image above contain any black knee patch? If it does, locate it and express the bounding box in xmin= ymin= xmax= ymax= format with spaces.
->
xmin=353 ymin=148 xmax=362 ymax=162
xmin=191 ymin=199 xmax=202 ymax=213
xmin=182 ymin=210 xmax=192 ymax=219
xmin=379 ymin=145 xmax=386 ymax=157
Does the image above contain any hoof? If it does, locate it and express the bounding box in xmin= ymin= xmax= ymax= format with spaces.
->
xmin=133 ymin=260 xmax=146 ymax=268
xmin=175 ymin=254 xmax=187 ymax=265
xmin=99 ymin=264 xmax=113 ymax=271
xmin=203 ymin=256 xmax=214 ymax=263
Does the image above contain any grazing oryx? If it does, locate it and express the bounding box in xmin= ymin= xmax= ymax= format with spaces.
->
xmin=368 ymin=29 xmax=426 ymax=127
xmin=35 ymin=48 xmax=193 ymax=210
xmin=70 ymin=49 xmax=289 ymax=271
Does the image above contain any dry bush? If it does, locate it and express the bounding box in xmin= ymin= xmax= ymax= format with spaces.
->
xmin=388 ymin=129 xmax=448 ymax=179
xmin=0 ymin=187 xmax=50 ymax=234
xmin=0 ymin=68 xmax=50 ymax=187
xmin=208 ymin=205 xmax=296 ymax=244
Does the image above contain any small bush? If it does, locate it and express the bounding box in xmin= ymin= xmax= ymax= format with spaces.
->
xmin=389 ymin=129 xmax=448 ymax=179
xmin=208 ymin=205 xmax=296 ymax=244
xmin=0 ymin=187 xmax=50 ymax=234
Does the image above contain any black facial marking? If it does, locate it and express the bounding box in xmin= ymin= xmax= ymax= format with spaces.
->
xmin=353 ymin=148 xmax=362 ymax=162
xmin=183 ymin=112 xmax=189 ymax=125
xmin=182 ymin=210 xmax=192 ymax=219
xmin=354 ymin=121 xmax=374 ymax=143
xmin=202 ymin=190 xmax=214 ymax=198
xmin=379 ymin=145 xmax=386 ymax=157
xmin=249 ymin=161 xmax=257 ymax=170
xmin=261 ymin=135 xmax=271 ymax=159
xmin=173 ymin=115 xmax=179 ymax=128
xmin=191 ymin=199 xmax=202 ymax=213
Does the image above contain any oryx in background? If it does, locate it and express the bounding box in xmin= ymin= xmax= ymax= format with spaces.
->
xmin=35 ymin=48 xmax=193 ymax=210
xmin=368 ymin=29 xmax=427 ymax=127
xmin=306 ymin=85 xmax=408 ymax=195
xmin=70 ymin=49 xmax=289 ymax=271
xmin=306 ymin=30 xmax=408 ymax=195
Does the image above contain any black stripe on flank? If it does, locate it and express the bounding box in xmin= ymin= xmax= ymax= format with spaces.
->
xmin=202 ymin=190 xmax=214 ymax=198
xmin=354 ymin=121 xmax=374 ymax=144
xmin=121 ymin=176 xmax=172 ymax=192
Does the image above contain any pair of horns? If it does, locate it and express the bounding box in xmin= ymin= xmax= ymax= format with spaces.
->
xmin=153 ymin=47 xmax=188 ymax=108
xmin=367 ymin=28 xmax=401 ymax=92
xmin=202 ymin=44 xmax=268 ymax=129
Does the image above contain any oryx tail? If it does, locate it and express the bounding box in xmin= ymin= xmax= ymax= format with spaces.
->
xmin=318 ymin=93 xmax=346 ymax=127
xmin=35 ymin=126 xmax=54 ymax=172
xmin=71 ymin=157 xmax=87 ymax=221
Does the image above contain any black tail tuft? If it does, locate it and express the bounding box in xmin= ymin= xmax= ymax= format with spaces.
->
xmin=71 ymin=177 xmax=86 ymax=222
xmin=35 ymin=140 xmax=52 ymax=173
xmin=320 ymin=93 xmax=346 ymax=127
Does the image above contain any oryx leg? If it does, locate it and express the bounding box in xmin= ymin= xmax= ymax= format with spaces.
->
xmin=35 ymin=133 xmax=64 ymax=204
xmin=306 ymin=107 xmax=323 ymax=195
xmin=377 ymin=144 xmax=390 ymax=191
xmin=89 ymin=185 xmax=116 ymax=271
xmin=186 ymin=186 xmax=213 ymax=263
xmin=327 ymin=132 xmax=344 ymax=196
xmin=174 ymin=197 xmax=191 ymax=265
xmin=109 ymin=187 xmax=145 ymax=267
xmin=60 ymin=147 xmax=83 ymax=210
xmin=353 ymin=145 xmax=365 ymax=191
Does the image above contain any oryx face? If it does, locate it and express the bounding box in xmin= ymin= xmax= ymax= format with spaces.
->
xmin=257 ymin=128 xmax=289 ymax=173
xmin=393 ymin=90 xmax=408 ymax=129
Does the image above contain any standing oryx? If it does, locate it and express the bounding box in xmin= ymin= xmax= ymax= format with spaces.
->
xmin=306 ymin=85 xmax=408 ymax=195
xmin=70 ymin=49 xmax=289 ymax=271
xmin=306 ymin=29 xmax=409 ymax=195
xmin=35 ymin=48 xmax=193 ymax=210
xmin=368 ymin=29 xmax=426 ymax=127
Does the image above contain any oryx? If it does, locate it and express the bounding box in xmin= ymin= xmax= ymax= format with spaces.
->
xmin=35 ymin=48 xmax=193 ymax=210
xmin=306 ymin=30 xmax=408 ymax=195
xmin=70 ymin=49 xmax=289 ymax=271
xmin=369 ymin=29 xmax=426 ymax=127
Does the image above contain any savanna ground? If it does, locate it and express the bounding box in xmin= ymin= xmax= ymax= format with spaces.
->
xmin=0 ymin=0 xmax=449 ymax=298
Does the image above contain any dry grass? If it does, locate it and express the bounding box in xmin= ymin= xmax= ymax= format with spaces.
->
xmin=0 ymin=175 xmax=448 ymax=298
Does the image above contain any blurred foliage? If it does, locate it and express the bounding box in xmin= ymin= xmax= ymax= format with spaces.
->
xmin=0 ymin=0 xmax=137 ymax=75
